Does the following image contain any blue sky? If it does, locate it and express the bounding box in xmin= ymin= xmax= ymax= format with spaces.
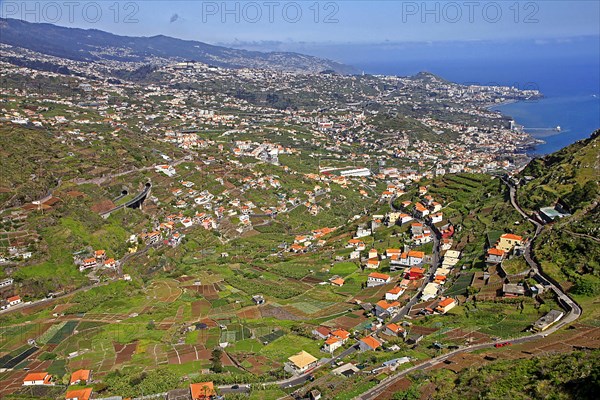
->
xmin=1 ymin=0 xmax=599 ymax=45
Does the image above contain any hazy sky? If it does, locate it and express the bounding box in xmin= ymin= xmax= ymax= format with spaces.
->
xmin=1 ymin=0 xmax=599 ymax=45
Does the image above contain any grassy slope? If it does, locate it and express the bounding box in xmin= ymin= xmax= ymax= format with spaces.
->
xmin=411 ymin=349 xmax=600 ymax=400
xmin=518 ymin=130 xmax=600 ymax=293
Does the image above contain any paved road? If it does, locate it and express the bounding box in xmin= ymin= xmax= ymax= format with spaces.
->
xmin=387 ymin=195 xmax=441 ymax=322
xmin=355 ymin=181 xmax=582 ymax=400
xmin=100 ymin=182 xmax=152 ymax=218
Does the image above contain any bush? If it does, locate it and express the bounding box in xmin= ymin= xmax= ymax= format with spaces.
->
xmin=572 ymin=275 xmax=600 ymax=296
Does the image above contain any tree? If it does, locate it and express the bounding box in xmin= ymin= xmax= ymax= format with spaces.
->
xmin=393 ymin=385 xmax=420 ymax=400
xmin=211 ymin=347 xmax=223 ymax=373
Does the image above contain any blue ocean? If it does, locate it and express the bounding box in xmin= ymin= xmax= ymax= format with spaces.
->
xmin=332 ymin=39 xmax=600 ymax=155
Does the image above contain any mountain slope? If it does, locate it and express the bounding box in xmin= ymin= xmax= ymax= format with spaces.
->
xmin=519 ymin=129 xmax=599 ymax=212
xmin=0 ymin=18 xmax=357 ymax=74
xmin=517 ymin=130 xmax=600 ymax=296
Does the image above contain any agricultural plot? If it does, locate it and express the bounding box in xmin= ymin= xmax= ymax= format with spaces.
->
xmin=329 ymin=262 xmax=359 ymax=276
xmin=229 ymin=339 xmax=264 ymax=353
xmin=445 ymin=272 xmax=474 ymax=296
xmin=114 ymin=341 xmax=137 ymax=364
xmin=184 ymin=283 xmax=221 ymax=300
xmin=167 ymin=344 xmax=211 ymax=364
xmin=259 ymin=304 xmax=303 ymax=321
xmin=220 ymin=323 xmax=252 ymax=343
xmin=259 ymin=334 xmax=321 ymax=363
xmin=47 ymin=359 xmax=67 ymax=377
xmin=324 ymin=311 xmax=367 ymax=331
xmin=236 ymin=306 xmax=262 ymax=319
xmin=256 ymin=328 xmax=285 ymax=345
xmin=289 ymin=299 xmax=337 ymax=315
xmin=37 ymin=321 xmax=68 ymax=345
xmin=0 ymin=346 xmax=39 ymax=369
xmin=191 ymin=300 xmax=212 ymax=318
xmin=0 ymin=323 xmax=45 ymax=352
xmin=149 ymin=280 xmax=182 ymax=303
xmin=47 ymin=320 xmax=79 ymax=344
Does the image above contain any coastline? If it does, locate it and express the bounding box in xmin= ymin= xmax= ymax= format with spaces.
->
xmin=488 ymin=99 xmax=546 ymax=156
xmin=491 ymin=94 xmax=600 ymax=156
xmin=486 ymin=99 xmax=518 ymax=110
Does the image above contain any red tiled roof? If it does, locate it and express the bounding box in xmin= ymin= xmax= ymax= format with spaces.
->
xmin=190 ymin=382 xmax=216 ymax=399
xmin=368 ymin=272 xmax=390 ymax=280
xmin=70 ymin=369 xmax=91 ymax=384
xmin=66 ymin=388 xmax=92 ymax=400
xmin=438 ymin=298 xmax=456 ymax=307
xmin=488 ymin=248 xmax=505 ymax=256
xmin=360 ymin=336 xmax=382 ymax=350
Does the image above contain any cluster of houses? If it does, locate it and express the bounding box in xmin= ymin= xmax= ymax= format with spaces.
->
xmin=170 ymin=180 xmax=215 ymax=211
xmin=0 ymin=244 xmax=33 ymax=263
xmin=289 ymin=227 xmax=337 ymax=254
xmin=231 ymin=140 xmax=296 ymax=165
xmin=163 ymin=130 xmax=214 ymax=150
xmin=419 ymin=249 xmax=462 ymax=303
xmin=23 ymin=369 xmax=92 ymax=400
xmin=22 ymin=367 xmax=219 ymax=400
xmin=137 ymin=210 xmax=222 ymax=248
xmin=313 ymin=326 xmax=352 ymax=353
xmin=0 ymin=277 xmax=21 ymax=311
xmin=486 ymin=233 xmax=525 ymax=264
xmin=75 ymin=249 xmax=118 ymax=272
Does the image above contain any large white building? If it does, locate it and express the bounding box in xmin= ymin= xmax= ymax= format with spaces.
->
xmin=340 ymin=168 xmax=371 ymax=177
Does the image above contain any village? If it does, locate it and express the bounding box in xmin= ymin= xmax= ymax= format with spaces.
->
xmin=0 ymin=49 xmax=581 ymax=400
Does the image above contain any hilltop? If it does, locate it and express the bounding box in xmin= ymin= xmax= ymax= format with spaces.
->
xmin=0 ymin=18 xmax=358 ymax=74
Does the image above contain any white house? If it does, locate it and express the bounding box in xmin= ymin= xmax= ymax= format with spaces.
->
xmin=430 ymin=212 xmax=443 ymax=224
xmin=155 ymin=165 xmax=176 ymax=177
xmin=23 ymin=372 xmax=53 ymax=386
xmin=367 ymin=272 xmax=391 ymax=287
xmin=322 ymin=337 xmax=343 ymax=353
xmin=284 ymin=351 xmax=318 ymax=375
xmin=7 ymin=295 xmax=22 ymax=306
xmin=385 ymin=287 xmax=405 ymax=301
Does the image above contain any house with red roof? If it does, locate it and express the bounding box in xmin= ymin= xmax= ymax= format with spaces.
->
xmin=365 ymin=258 xmax=381 ymax=269
xmin=497 ymin=233 xmax=524 ymax=252
xmin=190 ymin=382 xmax=216 ymax=400
xmin=383 ymin=323 xmax=405 ymax=337
xmin=80 ymin=258 xmax=97 ymax=271
xmin=406 ymin=267 xmax=425 ymax=280
xmin=358 ymin=336 xmax=382 ymax=352
xmin=385 ymin=286 xmax=405 ymax=301
xmin=70 ymin=369 xmax=91 ymax=385
xmin=486 ymin=247 xmax=506 ymax=264
xmin=414 ymin=202 xmax=429 ymax=217
xmin=322 ymin=336 xmax=343 ymax=353
xmin=375 ymin=300 xmax=401 ymax=317
xmin=65 ymin=388 xmax=92 ymax=400
xmin=94 ymin=250 xmax=106 ymax=261
xmin=330 ymin=277 xmax=345 ymax=287
xmin=23 ymin=372 xmax=53 ymax=386
xmin=436 ymin=298 xmax=457 ymax=314
xmin=367 ymin=272 xmax=391 ymax=287
xmin=7 ymin=295 xmax=21 ymax=306
xmin=312 ymin=326 xmax=331 ymax=340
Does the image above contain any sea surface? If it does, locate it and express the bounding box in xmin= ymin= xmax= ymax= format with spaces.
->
xmin=491 ymin=95 xmax=599 ymax=155
xmin=351 ymin=50 xmax=600 ymax=155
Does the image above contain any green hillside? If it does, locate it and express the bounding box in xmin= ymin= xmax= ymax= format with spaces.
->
xmin=518 ymin=130 xmax=600 ymax=296
xmin=398 ymin=349 xmax=600 ymax=400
